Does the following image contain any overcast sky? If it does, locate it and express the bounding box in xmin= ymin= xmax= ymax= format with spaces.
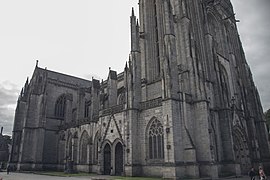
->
xmin=0 ymin=0 xmax=269 ymax=135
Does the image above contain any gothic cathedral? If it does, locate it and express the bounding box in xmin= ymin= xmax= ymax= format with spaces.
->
xmin=10 ymin=0 xmax=270 ymax=179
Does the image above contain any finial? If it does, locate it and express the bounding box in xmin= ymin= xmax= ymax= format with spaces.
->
xmin=125 ymin=61 xmax=128 ymax=72
xmin=131 ymin=7 xmax=135 ymax=16
xmin=36 ymin=60 xmax=39 ymax=67
xmin=109 ymin=67 xmax=111 ymax=71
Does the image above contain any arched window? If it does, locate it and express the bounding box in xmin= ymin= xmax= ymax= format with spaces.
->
xmin=72 ymin=108 xmax=77 ymax=121
xmin=67 ymin=134 xmax=72 ymax=160
xmin=207 ymin=13 xmax=223 ymax=53
xmin=146 ymin=0 xmax=161 ymax=82
xmin=72 ymin=132 xmax=78 ymax=163
xmin=117 ymin=93 xmax=125 ymax=105
xmin=84 ymin=100 xmax=91 ymax=118
xmin=148 ymin=118 xmax=164 ymax=159
xmin=93 ymin=131 xmax=100 ymax=164
xmin=219 ymin=65 xmax=231 ymax=107
xmin=55 ymin=94 xmax=66 ymax=118
xmin=79 ymin=131 xmax=90 ymax=164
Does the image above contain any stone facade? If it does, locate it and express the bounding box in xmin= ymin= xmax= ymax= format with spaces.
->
xmin=10 ymin=0 xmax=270 ymax=178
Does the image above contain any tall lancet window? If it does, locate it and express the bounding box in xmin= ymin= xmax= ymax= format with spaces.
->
xmin=154 ymin=0 xmax=161 ymax=76
xmin=55 ymin=94 xmax=66 ymax=119
xmin=148 ymin=118 xmax=164 ymax=159
xmin=220 ymin=66 xmax=230 ymax=107
xmin=146 ymin=0 xmax=161 ymax=82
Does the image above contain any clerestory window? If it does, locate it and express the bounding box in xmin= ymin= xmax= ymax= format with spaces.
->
xmin=84 ymin=100 xmax=91 ymax=118
xmin=55 ymin=94 xmax=66 ymax=119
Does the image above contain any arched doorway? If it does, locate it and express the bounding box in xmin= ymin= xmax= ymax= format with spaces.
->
xmin=233 ymin=127 xmax=251 ymax=174
xmin=115 ymin=142 xmax=123 ymax=175
xmin=103 ymin=144 xmax=111 ymax=175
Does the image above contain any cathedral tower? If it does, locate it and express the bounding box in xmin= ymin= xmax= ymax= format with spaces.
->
xmin=133 ymin=0 xmax=270 ymax=178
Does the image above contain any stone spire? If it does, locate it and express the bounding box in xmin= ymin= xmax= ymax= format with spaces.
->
xmin=130 ymin=7 xmax=139 ymax=52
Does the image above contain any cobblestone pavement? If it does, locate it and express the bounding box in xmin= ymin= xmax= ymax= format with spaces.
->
xmin=0 ymin=172 xmax=251 ymax=180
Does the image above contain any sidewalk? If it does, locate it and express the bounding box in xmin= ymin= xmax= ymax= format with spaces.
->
xmin=0 ymin=171 xmax=250 ymax=180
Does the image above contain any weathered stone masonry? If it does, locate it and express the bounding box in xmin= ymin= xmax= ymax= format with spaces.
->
xmin=10 ymin=0 xmax=270 ymax=179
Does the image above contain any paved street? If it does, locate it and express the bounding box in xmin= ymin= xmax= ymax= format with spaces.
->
xmin=0 ymin=172 xmax=104 ymax=180
xmin=0 ymin=172 xmax=250 ymax=180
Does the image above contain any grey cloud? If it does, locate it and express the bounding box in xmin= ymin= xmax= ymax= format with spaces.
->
xmin=0 ymin=81 xmax=20 ymax=135
xmin=0 ymin=86 xmax=19 ymax=106
xmin=232 ymin=0 xmax=270 ymax=111
xmin=0 ymin=107 xmax=14 ymax=135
